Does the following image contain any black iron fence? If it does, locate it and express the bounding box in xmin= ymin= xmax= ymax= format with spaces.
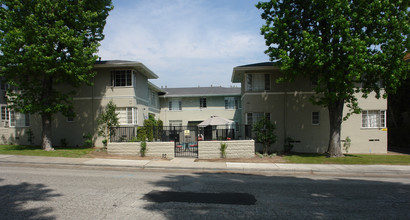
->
xmin=110 ymin=125 xmax=253 ymax=143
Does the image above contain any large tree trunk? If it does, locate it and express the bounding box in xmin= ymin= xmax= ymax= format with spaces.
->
xmin=41 ymin=113 xmax=54 ymax=151
xmin=327 ymin=100 xmax=344 ymax=157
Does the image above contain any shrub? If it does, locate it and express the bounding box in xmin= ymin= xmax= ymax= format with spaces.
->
xmin=97 ymin=101 xmax=119 ymax=146
xmin=83 ymin=133 xmax=93 ymax=148
xmin=343 ymin=136 xmax=352 ymax=154
xmin=253 ymin=116 xmax=277 ymax=154
xmin=140 ymin=141 xmax=147 ymax=157
xmin=220 ymin=142 xmax=227 ymax=158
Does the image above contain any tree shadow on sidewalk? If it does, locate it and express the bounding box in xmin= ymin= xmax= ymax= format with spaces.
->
xmin=142 ymin=172 xmax=410 ymax=219
xmin=0 ymin=178 xmax=62 ymax=220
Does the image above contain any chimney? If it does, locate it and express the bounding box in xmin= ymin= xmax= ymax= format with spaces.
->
xmin=98 ymin=57 xmax=101 ymax=61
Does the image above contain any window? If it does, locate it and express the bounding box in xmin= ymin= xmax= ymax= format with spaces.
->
xmin=67 ymin=116 xmax=74 ymax=122
xmin=312 ymin=112 xmax=320 ymax=125
xmin=1 ymin=106 xmax=9 ymax=121
xmin=246 ymin=74 xmax=270 ymax=92
xmin=200 ymin=98 xmax=207 ymax=108
xmin=150 ymin=91 xmax=157 ymax=106
xmin=169 ymin=99 xmax=182 ymax=111
xmin=116 ymin=107 xmax=137 ymax=125
xmin=9 ymin=111 xmax=30 ymax=127
xmin=246 ymin=112 xmax=270 ymax=125
xmin=169 ymin=120 xmax=182 ymax=127
xmin=225 ymin=97 xmax=239 ymax=109
xmin=111 ymin=70 xmax=132 ymax=87
xmin=362 ymin=110 xmax=386 ymax=128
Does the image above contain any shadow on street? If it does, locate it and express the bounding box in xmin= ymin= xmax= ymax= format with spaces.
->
xmin=0 ymin=178 xmax=62 ymax=220
xmin=143 ymin=172 xmax=410 ymax=219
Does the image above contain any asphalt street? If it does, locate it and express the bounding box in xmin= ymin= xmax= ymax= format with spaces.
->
xmin=0 ymin=164 xmax=409 ymax=220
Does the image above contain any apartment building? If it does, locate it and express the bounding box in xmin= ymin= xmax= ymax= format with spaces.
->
xmin=231 ymin=62 xmax=388 ymax=153
xmin=158 ymin=87 xmax=241 ymax=127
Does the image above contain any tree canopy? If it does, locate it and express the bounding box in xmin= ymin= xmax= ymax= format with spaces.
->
xmin=0 ymin=0 xmax=113 ymax=150
xmin=257 ymin=0 xmax=409 ymax=157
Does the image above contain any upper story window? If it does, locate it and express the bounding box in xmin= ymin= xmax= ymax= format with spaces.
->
xmin=169 ymin=99 xmax=182 ymax=111
xmin=150 ymin=91 xmax=157 ymax=107
xmin=246 ymin=73 xmax=270 ymax=92
xmin=111 ymin=70 xmax=133 ymax=87
xmin=200 ymin=98 xmax=207 ymax=108
xmin=225 ymin=97 xmax=239 ymax=109
xmin=362 ymin=110 xmax=386 ymax=128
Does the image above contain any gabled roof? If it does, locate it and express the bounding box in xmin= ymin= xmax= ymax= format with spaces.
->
xmin=231 ymin=62 xmax=280 ymax=83
xmin=161 ymin=87 xmax=241 ymax=98
xmin=94 ymin=60 xmax=159 ymax=79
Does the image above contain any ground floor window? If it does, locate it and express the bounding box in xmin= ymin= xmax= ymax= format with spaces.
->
xmin=1 ymin=105 xmax=29 ymax=127
xmin=116 ymin=107 xmax=137 ymax=125
xmin=169 ymin=120 xmax=182 ymax=127
xmin=362 ymin=110 xmax=386 ymax=128
xmin=246 ymin=112 xmax=271 ymax=125
xmin=312 ymin=112 xmax=320 ymax=125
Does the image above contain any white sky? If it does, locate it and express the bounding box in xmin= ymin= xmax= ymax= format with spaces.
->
xmin=98 ymin=0 xmax=270 ymax=88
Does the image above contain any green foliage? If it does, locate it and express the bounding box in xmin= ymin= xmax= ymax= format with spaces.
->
xmin=343 ymin=136 xmax=352 ymax=154
xmin=137 ymin=127 xmax=147 ymax=142
xmin=140 ymin=141 xmax=147 ymax=157
xmin=253 ymin=116 xmax=277 ymax=155
xmin=143 ymin=114 xmax=163 ymax=142
xmin=256 ymin=0 xmax=409 ymax=157
xmin=0 ymin=0 xmax=113 ymax=150
xmin=97 ymin=101 xmax=119 ymax=145
xmin=83 ymin=133 xmax=93 ymax=148
xmin=220 ymin=142 xmax=228 ymax=158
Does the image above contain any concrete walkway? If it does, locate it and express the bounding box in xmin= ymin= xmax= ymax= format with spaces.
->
xmin=0 ymin=154 xmax=409 ymax=175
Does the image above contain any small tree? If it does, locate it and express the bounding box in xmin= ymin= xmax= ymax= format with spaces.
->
xmin=253 ymin=116 xmax=277 ymax=155
xmin=97 ymin=101 xmax=119 ymax=147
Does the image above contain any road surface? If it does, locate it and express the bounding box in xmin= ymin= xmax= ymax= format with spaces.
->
xmin=0 ymin=164 xmax=409 ymax=219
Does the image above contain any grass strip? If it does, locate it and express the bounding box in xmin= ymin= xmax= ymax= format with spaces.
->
xmin=284 ymin=153 xmax=410 ymax=165
xmin=0 ymin=145 xmax=95 ymax=158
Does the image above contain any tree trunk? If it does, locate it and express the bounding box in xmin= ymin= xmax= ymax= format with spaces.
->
xmin=41 ymin=113 xmax=54 ymax=151
xmin=327 ymin=100 xmax=344 ymax=157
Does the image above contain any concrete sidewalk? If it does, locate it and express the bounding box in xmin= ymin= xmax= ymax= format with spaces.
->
xmin=1 ymin=154 xmax=409 ymax=175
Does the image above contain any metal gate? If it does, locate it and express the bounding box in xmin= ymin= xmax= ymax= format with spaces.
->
xmin=170 ymin=126 xmax=199 ymax=158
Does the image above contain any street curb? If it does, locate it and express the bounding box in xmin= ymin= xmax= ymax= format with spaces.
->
xmin=1 ymin=159 xmax=410 ymax=176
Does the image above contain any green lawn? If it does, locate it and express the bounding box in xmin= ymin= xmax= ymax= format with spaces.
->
xmin=0 ymin=145 xmax=95 ymax=158
xmin=284 ymin=154 xmax=410 ymax=165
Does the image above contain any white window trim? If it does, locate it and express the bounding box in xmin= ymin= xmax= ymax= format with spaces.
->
xmin=111 ymin=70 xmax=134 ymax=87
xmin=361 ymin=110 xmax=386 ymax=129
xmin=116 ymin=107 xmax=138 ymax=125
xmin=169 ymin=99 xmax=182 ymax=111
xmin=9 ymin=111 xmax=30 ymax=128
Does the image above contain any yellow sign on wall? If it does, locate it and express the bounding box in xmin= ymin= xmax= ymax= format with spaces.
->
xmin=184 ymin=130 xmax=190 ymax=136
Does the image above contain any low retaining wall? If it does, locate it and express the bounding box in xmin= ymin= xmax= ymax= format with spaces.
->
xmin=198 ymin=140 xmax=255 ymax=159
xmin=108 ymin=140 xmax=255 ymax=159
xmin=107 ymin=142 xmax=175 ymax=159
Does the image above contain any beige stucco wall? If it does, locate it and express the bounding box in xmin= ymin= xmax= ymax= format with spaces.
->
xmin=241 ymin=76 xmax=387 ymax=154
xmin=341 ymin=92 xmax=387 ymax=154
xmin=107 ymin=142 xmax=174 ymax=159
xmin=159 ymin=96 xmax=241 ymax=125
xmin=198 ymin=140 xmax=255 ymax=159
